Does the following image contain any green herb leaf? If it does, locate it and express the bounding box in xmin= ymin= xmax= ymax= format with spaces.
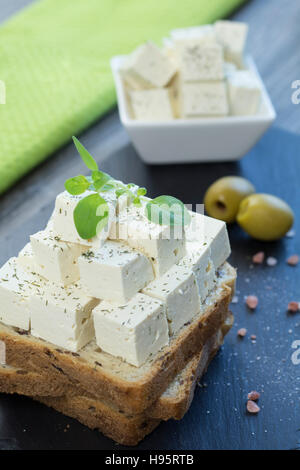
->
xmin=73 ymin=194 xmax=109 ymax=239
xmin=92 ymin=170 xmax=111 ymax=191
xmin=133 ymin=196 xmax=141 ymax=207
xmin=145 ymin=196 xmax=191 ymax=226
xmin=72 ymin=137 xmax=98 ymax=171
xmin=65 ymin=175 xmax=90 ymax=195
xmin=137 ymin=187 xmax=147 ymax=196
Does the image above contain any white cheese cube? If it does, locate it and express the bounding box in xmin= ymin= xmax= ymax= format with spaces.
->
xmin=110 ymin=205 xmax=186 ymax=277
xmin=170 ymin=25 xmax=217 ymax=45
xmin=129 ymin=88 xmax=174 ymax=121
xmin=0 ymin=258 xmax=46 ymax=330
xmin=185 ymin=212 xmax=231 ymax=269
xmin=142 ymin=265 xmax=200 ymax=335
xmin=93 ymin=293 xmax=169 ymax=367
xmin=203 ymin=215 xmax=231 ymax=269
xmin=181 ymin=81 xmax=229 ymax=117
xmin=224 ymin=61 xmax=237 ymax=78
xmin=227 ymin=70 xmax=261 ymax=115
xmin=78 ymin=240 xmax=154 ymax=303
xmin=215 ymin=20 xmax=248 ymax=68
xmin=177 ymin=242 xmax=215 ymax=302
xmin=120 ymin=41 xmax=177 ymax=89
xmin=17 ymin=243 xmax=37 ymax=272
xmin=30 ymin=228 xmax=88 ymax=286
xmin=178 ymin=42 xmax=224 ymax=82
xmin=30 ymin=281 xmax=99 ymax=352
xmin=52 ymin=191 xmax=115 ymax=249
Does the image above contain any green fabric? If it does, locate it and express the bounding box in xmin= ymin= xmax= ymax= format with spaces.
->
xmin=0 ymin=0 xmax=247 ymax=194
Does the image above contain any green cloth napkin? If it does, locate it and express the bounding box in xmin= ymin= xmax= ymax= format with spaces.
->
xmin=0 ymin=0 xmax=247 ymax=194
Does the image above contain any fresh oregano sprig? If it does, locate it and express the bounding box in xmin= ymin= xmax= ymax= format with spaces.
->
xmin=65 ymin=137 xmax=190 ymax=239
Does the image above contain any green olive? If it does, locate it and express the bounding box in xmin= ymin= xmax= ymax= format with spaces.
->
xmin=204 ymin=176 xmax=255 ymax=223
xmin=237 ymin=193 xmax=294 ymax=241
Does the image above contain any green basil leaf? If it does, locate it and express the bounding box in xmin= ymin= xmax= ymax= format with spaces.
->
xmin=137 ymin=187 xmax=147 ymax=196
xmin=100 ymin=183 xmax=115 ymax=192
xmin=73 ymin=194 xmax=109 ymax=239
xmin=64 ymin=175 xmax=90 ymax=195
xmin=116 ymin=188 xmax=127 ymax=198
xmin=133 ymin=196 xmax=141 ymax=207
xmin=72 ymin=136 xmax=98 ymax=171
xmin=92 ymin=170 xmax=111 ymax=191
xmin=145 ymin=195 xmax=191 ymax=226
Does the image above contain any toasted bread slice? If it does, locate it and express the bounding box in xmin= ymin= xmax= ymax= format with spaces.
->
xmin=0 ymin=263 xmax=235 ymax=414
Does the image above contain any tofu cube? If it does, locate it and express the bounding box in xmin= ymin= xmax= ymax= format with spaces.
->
xmin=227 ymin=70 xmax=261 ymax=115
xmin=129 ymin=88 xmax=174 ymax=121
xmin=181 ymin=81 xmax=229 ymax=117
xmin=215 ymin=20 xmax=248 ymax=68
xmin=78 ymin=240 xmax=154 ymax=303
xmin=120 ymin=41 xmax=177 ymax=89
xmin=170 ymin=25 xmax=217 ymax=45
xmin=177 ymin=242 xmax=215 ymax=302
xmin=93 ymin=293 xmax=169 ymax=367
xmin=52 ymin=191 xmax=116 ymax=249
xmin=30 ymin=281 xmax=99 ymax=352
xmin=30 ymin=228 xmax=88 ymax=286
xmin=143 ymin=265 xmax=200 ymax=335
xmin=109 ymin=205 xmax=186 ymax=277
xmin=203 ymin=215 xmax=231 ymax=269
xmin=178 ymin=42 xmax=224 ymax=82
xmin=0 ymin=258 xmax=46 ymax=330
xmin=17 ymin=242 xmax=37 ymax=272
xmin=185 ymin=211 xmax=231 ymax=269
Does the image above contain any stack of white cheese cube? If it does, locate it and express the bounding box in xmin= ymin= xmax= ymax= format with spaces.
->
xmin=0 ymin=186 xmax=231 ymax=367
xmin=120 ymin=20 xmax=262 ymax=121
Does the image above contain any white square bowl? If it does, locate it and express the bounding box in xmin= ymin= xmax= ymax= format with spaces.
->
xmin=111 ymin=55 xmax=276 ymax=164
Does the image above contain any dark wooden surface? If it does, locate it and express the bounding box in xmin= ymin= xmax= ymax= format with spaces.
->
xmin=0 ymin=0 xmax=300 ymax=451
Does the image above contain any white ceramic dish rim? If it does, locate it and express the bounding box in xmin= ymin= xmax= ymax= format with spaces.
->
xmin=111 ymin=54 xmax=276 ymax=127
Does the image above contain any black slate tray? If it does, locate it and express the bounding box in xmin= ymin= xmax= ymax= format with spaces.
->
xmin=0 ymin=126 xmax=299 ymax=450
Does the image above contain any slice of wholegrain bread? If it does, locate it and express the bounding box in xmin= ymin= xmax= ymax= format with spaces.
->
xmin=35 ymin=319 xmax=232 ymax=446
xmin=0 ymin=263 xmax=235 ymax=414
xmin=0 ymin=311 xmax=233 ymax=421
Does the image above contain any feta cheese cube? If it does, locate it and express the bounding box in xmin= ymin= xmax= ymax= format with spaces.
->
xmin=30 ymin=281 xmax=99 ymax=352
xmin=181 ymin=81 xmax=228 ymax=117
xmin=17 ymin=243 xmax=37 ymax=272
xmin=129 ymin=88 xmax=174 ymax=121
xmin=30 ymin=228 xmax=88 ymax=286
xmin=178 ymin=42 xmax=224 ymax=82
xmin=52 ymin=191 xmax=115 ymax=249
xmin=203 ymin=215 xmax=231 ymax=269
xmin=215 ymin=20 xmax=248 ymax=68
xmin=177 ymin=242 xmax=215 ymax=302
xmin=170 ymin=25 xmax=217 ymax=45
xmin=110 ymin=205 xmax=186 ymax=277
xmin=227 ymin=70 xmax=261 ymax=115
xmin=185 ymin=212 xmax=231 ymax=269
xmin=223 ymin=61 xmax=237 ymax=78
xmin=93 ymin=293 xmax=169 ymax=367
xmin=143 ymin=264 xmax=200 ymax=335
xmin=120 ymin=41 xmax=177 ymax=89
xmin=78 ymin=240 xmax=154 ymax=303
xmin=0 ymin=257 xmax=46 ymax=330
